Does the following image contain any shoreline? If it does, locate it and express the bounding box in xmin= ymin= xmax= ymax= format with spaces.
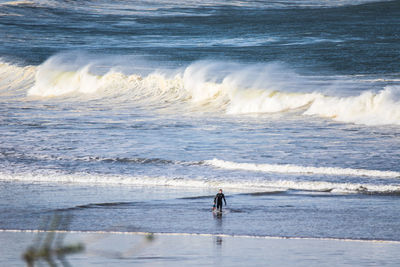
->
xmin=2 ymin=230 xmax=400 ymax=266
xmin=2 ymin=229 xmax=399 ymax=244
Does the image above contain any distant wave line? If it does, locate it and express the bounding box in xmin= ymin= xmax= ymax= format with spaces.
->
xmin=2 ymin=152 xmax=399 ymax=179
xmin=205 ymin=158 xmax=400 ymax=178
xmin=1 ymin=172 xmax=399 ymax=194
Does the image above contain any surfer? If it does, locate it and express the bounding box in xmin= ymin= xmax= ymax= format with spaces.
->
xmin=213 ymin=189 xmax=227 ymax=212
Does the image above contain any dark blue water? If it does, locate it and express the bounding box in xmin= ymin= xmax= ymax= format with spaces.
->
xmin=1 ymin=0 xmax=399 ymax=74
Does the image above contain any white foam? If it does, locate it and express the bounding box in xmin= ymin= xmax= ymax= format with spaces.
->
xmin=205 ymin=158 xmax=400 ymax=178
xmin=304 ymin=87 xmax=400 ymax=126
xmin=0 ymin=61 xmax=35 ymax=96
xmin=27 ymin=57 xmax=187 ymax=104
xmin=1 ymin=171 xmax=399 ymax=194
xmin=28 ymin=63 xmax=102 ymax=97
xmin=19 ymin=56 xmax=400 ymax=126
xmin=0 ymin=1 xmax=34 ymax=6
xmin=2 ymin=229 xmax=398 ymax=244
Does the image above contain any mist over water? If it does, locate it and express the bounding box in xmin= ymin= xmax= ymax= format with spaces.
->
xmin=1 ymin=0 xmax=400 ymax=241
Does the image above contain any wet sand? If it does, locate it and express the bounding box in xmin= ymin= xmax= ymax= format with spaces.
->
xmin=2 ymin=230 xmax=400 ymax=266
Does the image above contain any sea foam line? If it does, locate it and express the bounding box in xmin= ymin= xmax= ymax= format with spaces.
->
xmin=1 ymin=172 xmax=399 ymax=194
xmin=205 ymin=158 xmax=400 ymax=178
xmin=1 ymin=229 xmax=399 ymax=244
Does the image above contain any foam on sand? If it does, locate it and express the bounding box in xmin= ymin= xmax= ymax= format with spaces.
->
xmin=2 ymin=229 xmax=400 ymax=243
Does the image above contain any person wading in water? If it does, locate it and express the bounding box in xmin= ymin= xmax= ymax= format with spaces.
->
xmin=213 ymin=189 xmax=227 ymax=212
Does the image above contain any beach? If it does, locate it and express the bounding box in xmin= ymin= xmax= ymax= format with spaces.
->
xmin=2 ymin=230 xmax=400 ymax=266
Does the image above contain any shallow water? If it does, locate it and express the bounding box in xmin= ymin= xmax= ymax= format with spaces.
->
xmin=2 ymin=231 xmax=400 ymax=266
xmin=1 ymin=182 xmax=400 ymax=241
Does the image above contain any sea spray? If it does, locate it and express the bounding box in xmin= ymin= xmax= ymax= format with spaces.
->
xmin=20 ymin=56 xmax=400 ymax=126
xmin=304 ymin=86 xmax=400 ymax=125
xmin=0 ymin=61 xmax=35 ymax=96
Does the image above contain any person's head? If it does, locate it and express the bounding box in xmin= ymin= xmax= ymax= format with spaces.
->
xmin=219 ymin=189 xmax=223 ymax=193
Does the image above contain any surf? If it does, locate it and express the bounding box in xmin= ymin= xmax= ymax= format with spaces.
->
xmin=1 ymin=171 xmax=399 ymax=195
xmin=0 ymin=60 xmax=35 ymax=97
xmin=3 ymin=54 xmax=400 ymax=126
xmin=205 ymin=158 xmax=400 ymax=178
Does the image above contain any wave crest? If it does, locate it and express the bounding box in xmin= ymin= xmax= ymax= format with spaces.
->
xmin=15 ymin=55 xmax=400 ymax=126
xmin=304 ymin=87 xmax=400 ymax=125
xmin=0 ymin=61 xmax=35 ymax=96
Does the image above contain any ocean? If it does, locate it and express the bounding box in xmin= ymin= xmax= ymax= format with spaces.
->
xmin=1 ymin=0 xmax=400 ymax=244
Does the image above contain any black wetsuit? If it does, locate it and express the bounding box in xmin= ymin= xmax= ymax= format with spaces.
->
xmin=214 ymin=193 xmax=226 ymax=211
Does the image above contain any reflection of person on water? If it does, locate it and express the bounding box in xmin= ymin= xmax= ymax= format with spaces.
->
xmin=213 ymin=189 xmax=227 ymax=212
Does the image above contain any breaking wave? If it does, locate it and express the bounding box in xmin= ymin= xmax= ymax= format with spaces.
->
xmin=205 ymin=159 xmax=400 ymax=178
xmin=0 ymin=1 xmax=35 ymax=6
xmin=1 ymin=172 xmax=399 ymax=195
xmin=2 ymin=149 xmax=399 ymax=179
xmin=2 ymin=55 xmax=400 ymax=126
xmin=304 ymin=87 xmax=400 ymax=126
xmin=0 ymin=61 xmax=35 ymax=97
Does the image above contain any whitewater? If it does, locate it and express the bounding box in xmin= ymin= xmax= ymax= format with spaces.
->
xmin=3 ymin=56 xmax=400 ymax=126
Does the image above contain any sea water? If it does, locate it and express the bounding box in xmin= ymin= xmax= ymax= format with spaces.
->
xmin=1 ymin=0 xmax=400 ymax=242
